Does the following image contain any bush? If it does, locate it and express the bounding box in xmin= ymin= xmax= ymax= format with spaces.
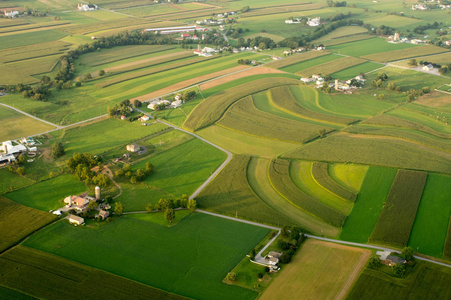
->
xmin=279 ymin=253 xmax=292 ymax=264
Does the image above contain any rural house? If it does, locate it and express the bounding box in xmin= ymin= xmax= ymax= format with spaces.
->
xmin=266 ymin=251 xmax=282 ymax=266
xmin=126 ymin=144 xmax=139 ymax=152
xmin=423 ymin=64 xmax=434 ymax=71
xmin=96 ymin=210 xmax=110 ymax=220
xmin=64 ymin=195 xmax=91 ymax=211
xmin=69 ymin=214 xmax=85 ymax=225
xmin=307 ymin=17 xmax=320 ymax=27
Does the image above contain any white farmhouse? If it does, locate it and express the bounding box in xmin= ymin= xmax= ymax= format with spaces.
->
xmin=307 ymin=17 xmax=320 ymax=27
xmin=423 ymin=64 xmax=434 ymax=71
xmin=78 ymin=3 xmax=97 ymax=11
xmin=4 ymin=11 xmax=19 ymax=18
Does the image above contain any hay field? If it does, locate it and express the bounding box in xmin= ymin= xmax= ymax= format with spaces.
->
xmin=362 ymin=45 xmax=448 ymax=63
xmin=260 ymin=239 xmax=371 ymax=300
xmin=266 ymin=51 xmax=330 ymax=69
xmin=296 ymin=56 xmax=368 ymax=77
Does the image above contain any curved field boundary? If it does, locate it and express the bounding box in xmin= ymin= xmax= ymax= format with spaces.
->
xmin=369 ymin=169 xmax=428 ymax=247
xmin=311 ymin=162 xmax=358 ymax=202
xmin=268 ymin=159 xmax=346 ymax=227
xmin=216 ymin=96 xmax=329 ymax=143
xmin=182 ymin=77 xmax=300 ymax=131
xmin=268 ymin=85 xmax=357 ymax=125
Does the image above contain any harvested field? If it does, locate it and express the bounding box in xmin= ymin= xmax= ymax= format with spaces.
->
xmin=362 ymin=45 xmax=448 ymax=63
xmin=268 ymin=159 xmax=346 ymax=227
xmin=265 ymin=51 xmax=330 ymax=69
xmin=369 ymin=169 xmax=428 ymax=247
xmin=199 ymin=66 xmax=286 ymax=90
xmin=260 ymin=239 xmax=371 ymax=300
xmin=183 ymin=77 xmax=300 ymax=131
xmin=296 ymin=56 xmax=368 ymax=77
xmin=311 ymin=162 xmax=357 ymax=202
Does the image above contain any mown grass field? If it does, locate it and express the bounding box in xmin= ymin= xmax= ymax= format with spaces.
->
xmin=347 ymin=261 xmax=451 ymax=300
xmin=24 ymin=212 xmax=268 ymax=300
xmin=0 ymin=169 xmax=35 ymax=194
xmin=0 ymin=40 xmax=69 ymax=63
xmin=4 ymin=175 xmax=86 ymax=211
xmin=0 ymin=246 xmax=187 ymax=300
xmin=197 ymin=155 xmax=293 ymax=226
xmin=408 ymin=173 xmax=451 ymax=257
xmin=269 ymin=159 xmax=346 ymax=227
xmin=369 ymin=170 xmax=427 ymax=247
xmin=313 ymin=26 xmax=368 ymax=43
xmin=0 ymin=29 xmax=67 ymax=50
xmin=362 ymin=45 xmax=447 ymax=63
xmin=311 ymin=162 xmax=357 ymax=202
xmin=260 ymin=239 xmax=371 ymax=300
xmin=329 ymin=37 xmax=417 ymax=57
xmin=281 ymin=53 xmax=341 ymax=74
xmin=0 ymin=105 xmax=55 ymax=140
xmin=331 ymin=61 xmax=383 ymax=79
xmin=0 ymin=196 xmax=56 ymax=252
xmin=340 ymin=166 xmax=397 ymax=243
xmin=328 ymin=163 xmax=368 ymax=193
xmin=265 ymin=51 xmax=330 ymax=69
xmin=296 ymin=56 xmax=368 ymax=77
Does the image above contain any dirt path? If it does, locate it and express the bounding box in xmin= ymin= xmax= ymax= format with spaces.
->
xmin=132 ymin=65 xmax=249 ymax=101
xmin=199 ymin=66 xmax=286 ymax=90
xmin=103 ymin=167 xmax=123 ymax=199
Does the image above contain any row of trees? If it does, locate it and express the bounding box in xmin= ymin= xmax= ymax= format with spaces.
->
xmin=145 ymin=197 xmax=197 ymax=223
xmin=107 ymin=99 xmax=133 ymax=117
xmin=115 ymin=162 xmax=154 ymax=184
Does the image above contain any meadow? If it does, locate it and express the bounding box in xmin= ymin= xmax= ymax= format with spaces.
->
xmin=268 ymin=159 xmax=346 ymax=227
xmin=362 ymin=45 xmax=447 ymax=63
xmin=0 ymin=54 xmax=61 ymax=84
xmin=339 ymin=166 xmax=397 ymax=243
xmin=311 ymin=162 xmax=357 ymax=202
xmin=4 ymin=174 xmax=86 ymax=211
xmin=0 ymin=105 xmax=55 ymax=140
xmin=24 ymin=212 xmax=268 ymax=300
xmin=408 ymin=174 xmax=451 ymax=257
xmin=312 ymin=25 xmax=368 ymax=43
xmin=0 ymin=29 xmax=67 ymax=50
xmin=296 ymin=56 xmax=367 ymax=77
xmin=196 ymin=155 xmax=294 ymax=227
xmin=0 ymin=246 xmax=187 ymax=300
xmin=331 ymin=61 xmax=383 ymax=79
xmin=369 ymin=170 xmax=428 ymax=248
xmin=328 ymin=163 xmax=368 ymax=192
xmin=328 ymin=37 xmax=418 ymax=57
xmin=265 ymin=51 xmax=330 ymax=69
xmin=0 ymin=196 xmax=56 ymax=252
xmin=280 ymin=54 xmax=341 ymax=74
xmin=0 ymin=168 xmax=35 ymax=194
xmin=347 ymin=261 xmax=451 ymax=300
xmin=260 ymin=239 xmax=370 ymax=300
xmin=445 ymin=221 xmax=451 ymax=258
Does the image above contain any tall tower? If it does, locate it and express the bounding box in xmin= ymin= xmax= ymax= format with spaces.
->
xmin=95 ymin=186 xmax=101 ymax=200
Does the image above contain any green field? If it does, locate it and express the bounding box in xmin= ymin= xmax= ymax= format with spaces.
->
xmin=0 ymin=196 xmax=56 ymax=252
xmin=347 ymin=261 xmax=451 ymax=300
xmin=4 ymin=175 xmax=86 ymax=211
xmin=331 ymin=61 xmax=383 ymax=79
xmin=340 ymin=166 xmax=397 ymax=243
xmin=281 ymin=54 xmax=341 ymax=74
xmin=0 ymin=246 xmax=187 ymax=300
xmin=408 ymin=173 xmax=451 ymax=257
xmin=296 ymin=56 xmax=368 ymax=77
xmin=362 ymin=45 xmax=447 ymax=63
xmin=329 ymin=38 xmax=417 ymax=57
xmin=0 ymin=30 xmax=67 ymax=50
xmin=311 ymin=162 xmax=357 ymax=202
xmin=265 ymin=51 xmax=330 ymax=69
xmin=328 ymin=163 xmax=369 ymax=193
xmin=369 ymin=170 xmax=428 ymax=248
xmin=24 ymin=212 xmax=268 ymax=300
xmin=0 ymin=168 xmax=35 ymax=194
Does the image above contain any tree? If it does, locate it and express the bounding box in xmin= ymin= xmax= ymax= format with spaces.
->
xmin=290 ymin=226 xmax=302 ymax=240
xmin=401 ymin=246 xmax=414 ymax=261
xmin=318 ymin=129 xmax=326 ymax=138
xmin=368 ymin=255 xmax=381 ymax=268
xmin=250 ymin=248 xmax=256 ymax=259
xmin=133 ymin=99 xmax=142 ymax=107
xmin=279 ymin=253 xmax=292 ymax=264
xmin=16 ymin=167 xmax=25 ymax=176
xmin=87 ymin=200 xmax=97 ymax=211
xmin=130 ymin=176 xmax=137 ymax=184
xmin=146 ymin=162 xmax=154 ymax=173
xmin=421 ymin=86 xmax=430 ymax=93
xmin=187 ymin=199 xmax=197 ymax=212
xmin=85 ymin=73 xmax=92 ymax=80
xmin=393 ymin=263 xmax=406 ymax=277
xmin=378 ymin=94 xmax=385 ymax=100
xmin=51 ymin=142 xmax=65 ymax=158
xmin=146 ymin=203 xmax=153 ymax=213
xmin=98 ymin=69 xmax=105 ymax=76
xmin=281 ymin=225 xmax=289 ymax=237
xmin=407 ymin=59 xmax=417 ymax=66
xmin=164 ymin=207 xmax=175 ymax=223
xmin=18 ymin=154 xmax=26 ymax=164
xmin=257 ymin=273 xmax=264 ymax=279
xmin=114 ymin=202 xmax=123 ymax=215
xmin=159 ymin=198 xmax=173 ymax=211
xmin=93 ymin=173 xmax=110 ymax=187
xmin=226 ymin=272 xmax=237 ymax=282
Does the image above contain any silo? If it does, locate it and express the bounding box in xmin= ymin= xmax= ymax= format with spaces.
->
xmin=95 ymin=186 xmax=101 ymax=200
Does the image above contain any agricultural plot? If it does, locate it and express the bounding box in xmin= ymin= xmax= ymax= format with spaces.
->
xmin=265 ymin=51 xmax=330 ymax=69
xmin=331 ymin=61 xmax=383 ymax=79
xmin=268 ymin=159 xmax=346 ymax=227
xmin=347 ymin=261 xmax=451 ymax=300
xmin=24 ymin=213 xmax=268 ymax=300
xmin=269 ymin=86 xmax=357 ymax=125
xmin=280 ymin=54 xmax=341 ymax=74
xmin=0 ymin=196 xmax=56 ymax=252
xmin=0 ymin=105 xmax=56 ymax=141
xmin=369 ymin=170 xmax=428 ymax=248
xmin=0 ymin=40 xmax=70 ymax=63
xmin=340 ymin=166 xmax=397 ymax=243
xmin=260 ymin=240 xmax=370 ymax=300
xmin=0 ymin=169 xmax=35 ymax=194
xmin=0 ymin=54 xmax=61 ymax=84
xmin=365 ymin=14 xmax=421 ymax=28
xmin=408 ymin=174 xmax=451 ymax=257
xmin=311 ymin=162 xmax=357 ymax=202
xmin=328 ymin=163 xmax=369 ymax=193
xmin=362 ymin=45 xmax=447 ymax=63
xmin=0 ymin=30 xmax=67 ymax=50
xmin=445 ymin=220 xmax=451 ymax=258
xmin=0 ymin=246 xmax=187 ymax=300
xmin=296 ymin=56 xmax=368 ymax=77
xmin=319 ymin=34 xmax=374 ymax=47
xmin=217 ymin=96 xmax=330 ymax=143
xmin=197 ymin=155 xmax=293 ymax=226
xmin=329 ymin=37 xmax=417 ymax=57
xmin=284 ymin=133 xmax=451 ymax=174
xmin=183 ymin=77 xmax=299 ymax=131
xmin=4 ymin=175 xmax=87 ymax=211
xmin=313 ymin=26 xmax=368 ymax=44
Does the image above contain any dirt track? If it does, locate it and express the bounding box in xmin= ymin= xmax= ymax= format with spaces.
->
xmin=199 ymin=66 xmax=287 ymax=90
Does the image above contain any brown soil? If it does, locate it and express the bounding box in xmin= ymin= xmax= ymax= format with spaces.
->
xmin=199 ymin=66 xmax=287 ymax=91
xmin=415 ymin=91 xmax=451 ymax=107
xmin=132 ymin=65 xmax=250 ymax=101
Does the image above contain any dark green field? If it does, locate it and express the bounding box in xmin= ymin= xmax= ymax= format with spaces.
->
xmin=24 ymin=212 xmax=268 ymax=300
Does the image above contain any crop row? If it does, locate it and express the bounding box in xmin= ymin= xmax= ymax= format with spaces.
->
xmin=311 ymin=162 xmax=358 ymax=202
xmin=268 ymin=159 xmax=347 ymax=227
xmin=217 ymin=96 xmax=328 ymax=143
xmin=266 ymin=51 xmax=330 ymax=69
xmin=296 ymin=56 xmax=367 ymax=77
xmin=0 ymin=41 xmax=70 ymax=63
xmin=268 ymin=85 xmax=357 ymax=125
xmin=197 ymin=155 xmax=294 ymax=227
xmin=444 ymin=219 xmax=451 ymax=258
xmin=0 ymin=246 xmax=186 ymax=300
xmin=183 ymin=77 xmax=300 ymax=131
xmin=362 ymin=45 xmax=448 ymax=63
xmin=63 ymin=18 xmax=151 ymax=34
xmin=241 ymin=3 xmax=324 ymax=18
xmin=96 ymin=56 xmax=212 ymax=88
xmin=369 ymin=169 xmax=428 ymax=247
xmin=322 ymin=34 xmax=374 ymax=46
xmin=0 ymin=21 xmax=70 ymax=35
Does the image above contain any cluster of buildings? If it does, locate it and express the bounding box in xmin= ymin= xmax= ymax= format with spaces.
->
xmin=387 ymin=32 xmax=428 ymax=44
xmin=65 ymin=187 xmax=111 ymax=226
xmin=412 ymin=1 xmax=451 ymax=10
xmin=193 ymin=45 xmax=218 ymax=57
xmin=285 ymin=18 xmax=302 ymax=24
xmin=0 ymin=138 xmax=38 ymax=166
xmin=411 ymin=3 xmax=428 ymax=10
xmin=195 ymin=11 xmax=236 ymax=25
xmin=307 ymin=17 xmax=321 ymax=27
xmin=300 ymin=75 xmax=365 ymax=92
xmin=3 ymin=10 xmax=20 ymax=18
xmin=143 ymin=25 xmax=206 ymax=35
xmin=77 ymin=3 xmax=97 ymax=11
xmin=376 ymin=250 xmax=407 ymax=266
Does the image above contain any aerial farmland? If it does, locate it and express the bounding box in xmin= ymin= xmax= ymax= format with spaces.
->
xmin=0 ymin=0 xmax=450 ymax=299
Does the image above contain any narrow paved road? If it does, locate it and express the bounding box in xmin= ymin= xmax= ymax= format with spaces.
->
xmin=136 ymin=109 xmax=233 ymax=200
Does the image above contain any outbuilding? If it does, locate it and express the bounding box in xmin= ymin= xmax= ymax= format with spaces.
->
xmin=69 ymin=214 xmax=85 ymax=225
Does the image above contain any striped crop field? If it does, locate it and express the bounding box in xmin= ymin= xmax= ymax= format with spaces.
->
xmin=369 ymin=169 xmax=428 ymax=247
xmin=296 ymin=56 xmax=368 ymax=77
xmin=0 ymin=30 xmax=67 ymax=50
xmin=362 ymin=45 xmax=448 ymax=63
xmin=268 ymin=159 xmax=347 ymax=227
xmin=265 ymin=51 xmax=330 ymax=69
xmin=280 ymin=54 xmax=340 ymax=74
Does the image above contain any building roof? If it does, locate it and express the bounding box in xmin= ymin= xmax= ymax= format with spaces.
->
xmin=268 ymin=257 xmax=279 ymax=263
xmin=69 ymin=214 xmax=84 ymax=223
xmin=387 ymin=255 xmax=406 ymax=264
xmin=72 ymin=196 xmax=89 ymax=207
xmin=99 ymin=210 xmax=110 ymax=217
xmin=268 ymin=251 xmax=282 ymax=258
